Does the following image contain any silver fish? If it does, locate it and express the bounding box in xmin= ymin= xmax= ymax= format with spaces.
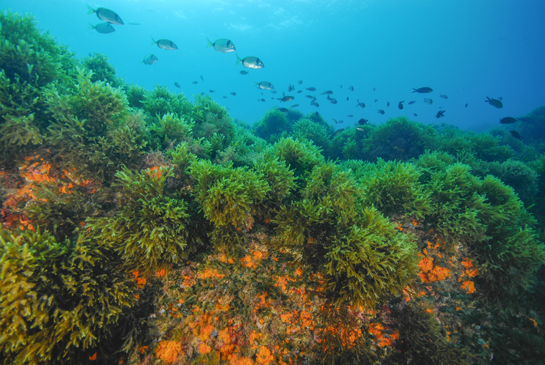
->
xmin=142 ymin=54 xmax=158 ymax=65
xmin=206 ymin=38 xmax=236 ymax=53
xmin=87 ymin=6 xmax=124 ymax=25
xmin=256 ymin=81 xmax=274 ymax=90
xmin=413 ymin=87 xmax=433 ymax=93
xmin=89 ymin=22 xmax=115 ymax=34
xmin=152 ymin=37 xmax=178 ymax=50
xmin=424 ymin=98 xmax=433 ymax=105
xmin=236 ymin=54 xmax=264 ymax=69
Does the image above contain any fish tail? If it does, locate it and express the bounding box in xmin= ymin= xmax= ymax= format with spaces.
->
xmin=206 ymin=38 xmax=213 ymax=48
xmin=86 ymin=4 xmax=96 ymax=15
xmin=235 ymin=54 xmax=242 ymax=65
xmin=151 ymin=36 xmax=156 ymax=46
xmin=88 ymin=23 xmax=95 ymax=30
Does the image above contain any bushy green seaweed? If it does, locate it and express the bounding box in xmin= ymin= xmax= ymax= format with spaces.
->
xmin=87 ymin=166 xmax=205 ymax=274
xmin=359 ymin=159 xmax=431 ymax=219
xmin=0 ymin=228 xmax=135 ymax=365
xmin=274 ymin=162 xmax=418 ymax=308
xmin=45 ymin=69 xmax=148 ymax=183
xmin=361 ymin=116 xmax=437 ymax=161
xmin=82 ymin=52 xmax=122 ymax=88
xmin=252 ymin=108 xmax=294 ymax=142
xmin=0 ymin=10 xmax=78 ymax=167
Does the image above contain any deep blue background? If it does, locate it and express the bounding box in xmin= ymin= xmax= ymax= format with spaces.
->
xmin=4 ymin=0 xmax=545 ymax=131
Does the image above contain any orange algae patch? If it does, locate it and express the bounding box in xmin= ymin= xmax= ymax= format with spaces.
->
xmin=199 ymin=268 xmax=225 ymax=279
xmin=461 ymin=280 xmax=476 ymax=294
xmin=155 ymin=340 xmax=184 ymax=364
xmin=89 ymin=352 xmax=97 ymax=360
xmin=418 ymin=256 xmax=451 ymax=283
xmin=199 ymin=343 xmax=212 ymax=354
xmin=256 ymin=346 xmax=274 ymax=365
xmin=156 ymin=269 xmax=166 ymax=277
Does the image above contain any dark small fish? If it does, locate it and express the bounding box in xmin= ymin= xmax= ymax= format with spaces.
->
xmin=278 ymin=107 xmax=289 ymax=113
xmin=278 ymin=95 xmax=294 ymax=102
xmin=288 ymin=84 xmax=295 ymax=92
xmin=414 ymin=113 xmax=418 ymax=116
xmin=386 ymin=102 xmax=390 ymax=107
xmin=174 ymin=82 xmax=181 ymax=88
xmin=485 ymin=97 xmax=503 ymax=108
xmin=192 ymin=81 xmax=198 ymax=84
xmin=297 ymin=90 xmax=303 ymax=94
xmin=240 ymin=70 xmax=249 ymax=75
xmin=408 ymin=101 xmax=416 ymax=105
xmin=424 ymin=98 xmax=433 ymax=105
xmin=346 ymin=97 xmax=349 ymax=101
xmin=209 ymin=90 xmax=215 ymax=93
xmin=333 ymin=118 xmax=338 ymax=124
xmin=200 ymin=92 xmax=205 ymax=96
xmin=152 ymin=37 xmax=178 ymax=50
xmin=206 ymin=38 xmax=236 ymax=53
xmin=347 ymin=115 xmax=353 ymax=117
xmin=142 ymin=54 xmax=158 ymax=65
xmin=222 ymin=96 xmax=228 ymax=98
xmin=259 ymin=99 xmax=266 ymax=102
xmin=440 ymin=94 xmax=448 ymax=99
xmin=201 ymin=75 xmax=204 ymax=82
xmin=338 ymin=120 xmax=344 ymax=124
xmin=236 ymin=54 xmax=264 ymax=69
xmin=509 ymin=130 xmax=522 ymax=140
xmin=271 ymin=97 xmax=274 ymax=100
xmin=128 ymin=22 xmax=140 ymax=26
xmin=297 ymin=80 xmax=303 ymax=84
xmin=436 ymin=110 xmax=445 ymax=118
xmin=310 ymin=101 xmax=319 ymax=107
xmin=465 ymin=103 xmax=468 ymax=108
xmin=373 ymin=87 xmax=376 ymax=91
xmin=356 ymin=100 xmax=365 ymax=108
xmin=378 ymin=110 xmax=385 ymax=115
xmin=230 ymin=92 xmax=237 ymax=96
xmin=321 ymin=90 xmax=333 ymax=95
xmin=291 ymin=104 xmax=300 ymax=108
xmin=330 ymin=99 xmax=338 ymax=104
xmin=349 ymin=86 xmax=354 ymax=91
xmin=306 ymin=87 xmax=317 ymax=91
xmin=398 ymin=101 xmax=404 ymax=110
xmin=271 ymin=90 xmax=277 ymax=94
xmin=87 ymin=5 xmax=124 ymax=25
xmin=500 ymin=117 xmax=517 ymax=124
xmin=413 ymin=87 xmax=433 ymax=93
xmin=305 ymin=95 xmax=314 ymax=99
xmin=89 ymin=22 xmax=115 ymax=33
xmin=374 ymin=99 xmax=378 ymax=102
xmin=358 ymin=118 xmax=368 ymax=125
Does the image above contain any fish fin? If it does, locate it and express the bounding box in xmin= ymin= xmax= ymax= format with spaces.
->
xmin=86 ymin=4 xmax=96 ymax=15
xmin=206 ymin=38 xmax=213 ymax=48
xmin=151 ymin=36 xmax=157 ymax=46
xmin=235 ymin=54 xmax=242 ymax=65
xmin=88 ymin=23 xmax=95 ymax=30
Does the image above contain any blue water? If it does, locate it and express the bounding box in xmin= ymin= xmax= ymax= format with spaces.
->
xmin=5 ymin=0 xmax=545 ymax=131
